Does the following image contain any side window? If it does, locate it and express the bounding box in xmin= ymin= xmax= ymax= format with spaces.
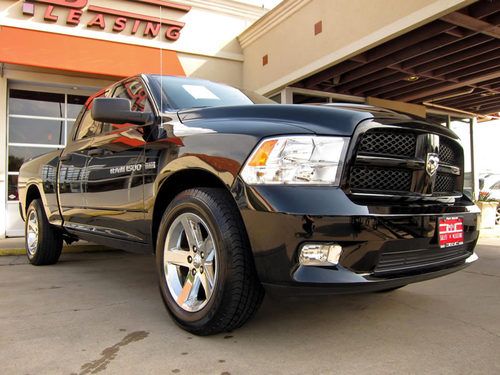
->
xmin=75 ymin=109 xmax=101 ymax=140
xmin=98 ymin=80 xmax=152 ymax=136
xmin=74 ymin=92 xmax=108 ymax=141
xmin=112 ymin=80 xmax=152 ymax=113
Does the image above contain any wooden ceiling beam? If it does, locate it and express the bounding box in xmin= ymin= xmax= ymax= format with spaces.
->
xmin=417 ymin=88 xmax=477 ymax=103
xmin=468 ymin=0 xmax=500 ymax=19
xmin=303 ymin=60 xmax=363 ymax=89
xmin=396 ymin=70 xmax=500 ymax=101
xmin=364 ymin=78 xmax=433 ymax=97
xmin=383 ymin=80 xmax=445 ymax=100
xmin=444 ymin=57 xmax=500 ymax=80
xmin=338 ymin=34 xmax=458 ymax=86
xmin=413 ymin=38 xmax=498 ymax=73
xmin=441 ymin=11 xmax=500 ymax=38
xmin=348 ymin=72 xmax=407 ymax=95
xmin=444 ymin=94 xmax=500 ymax=108
xmin=431 ymin=47 xmax=500 ymax=76
xmin=364 ymin=21 xmax=457 ymax=62
xmin=333 ymin=69 xmax=395 ymax=93
xmin=478 ymin=104 xmax=500 ymax=115
xmin=403 ymin=34 xmax=492 ymax=70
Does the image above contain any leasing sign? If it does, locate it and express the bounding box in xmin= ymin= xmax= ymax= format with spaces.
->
xmin=21 ymin=0 xmax=190 ymax=41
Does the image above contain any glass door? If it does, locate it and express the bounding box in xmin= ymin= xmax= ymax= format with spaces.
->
xmin=6 ymin=86 xmax=89 ymax=236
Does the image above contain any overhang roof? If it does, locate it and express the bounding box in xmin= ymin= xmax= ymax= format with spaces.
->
xmin=293 ymin=0 xmax=500 ymax=116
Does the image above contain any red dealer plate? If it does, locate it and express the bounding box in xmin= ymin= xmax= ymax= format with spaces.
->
xmin=438 ymin=217 xmax=464 ymax=248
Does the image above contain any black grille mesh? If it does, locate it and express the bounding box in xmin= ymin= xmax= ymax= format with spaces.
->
xmin=358 ymin=131 xmax=416 ymax=158
xmin=435 ymin=173 xmax=457 ymax=192
xmin=350 ymin=129 xmax=463 ymax=196
xmin=350 ymin=167 xmax=412 ymax=192
xmin=375 ymin=244 xmax=472 ymax=275
xmin=439 ymin=139 xmax=460 ymax=165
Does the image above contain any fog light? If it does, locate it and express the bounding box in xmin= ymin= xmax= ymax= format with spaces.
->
xmin=299 ymin=243 xmax=343 ymax=266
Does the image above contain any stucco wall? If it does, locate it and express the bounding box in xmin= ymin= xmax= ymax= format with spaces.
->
xmin=240 ymin=0 xmax=476 ymax=94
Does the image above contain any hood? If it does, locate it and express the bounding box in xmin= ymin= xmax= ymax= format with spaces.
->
xmin=176 ymin=104 xmax=457 ymax=139
xmin=177 ymin=104 xmax=374 ymax=136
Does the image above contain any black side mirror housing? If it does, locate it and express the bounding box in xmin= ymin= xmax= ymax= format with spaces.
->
xmin=91 ymin=98 xmax=154 ymax=125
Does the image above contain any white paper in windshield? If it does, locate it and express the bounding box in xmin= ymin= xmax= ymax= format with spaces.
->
xmin=182 ymin=85 xmax=220 ymax=100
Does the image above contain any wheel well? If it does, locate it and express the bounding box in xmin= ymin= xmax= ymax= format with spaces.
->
xmin=26 ymin=185 xmax=41 ymax=213
xmin=151 ymin=169 xmax=233 ymax=249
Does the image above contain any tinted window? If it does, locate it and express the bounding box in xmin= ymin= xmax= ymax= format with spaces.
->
xmin=112 ymin=80 xmax=152 ymax=113
xmin=96 ymin=80 xmax=152 ymax=135
xmin=147 ymin=75 xmax=273 ymax=112
xmin=76 ymin=109 xmax=101 ymax=140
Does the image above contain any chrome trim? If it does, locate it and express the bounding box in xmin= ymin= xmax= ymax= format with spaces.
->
xmin=465 ymin=252 xmax=479 ymax=264
xmin=63 ymin=222 xmax=143 ymax=242
xmin=438 ymin=164 xmax=461 ymax=175
xmin=350 ymin=191 xmax=463 ymax=200
xmin=356 ymin=155 xmax=424 ymax=170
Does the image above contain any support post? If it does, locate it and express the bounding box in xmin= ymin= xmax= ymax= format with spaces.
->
xmin=470 ymin=117 xmax=478 ymax=200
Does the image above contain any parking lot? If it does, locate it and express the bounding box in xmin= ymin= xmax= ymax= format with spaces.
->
xmin=1 ymin=239 xmax=499 ymax=375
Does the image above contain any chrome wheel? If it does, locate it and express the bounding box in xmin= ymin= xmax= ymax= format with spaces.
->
xmin=163 ymin=212 xmax=217 ymax=313
xmin=26 ymin=209 xmax=39 ymax=256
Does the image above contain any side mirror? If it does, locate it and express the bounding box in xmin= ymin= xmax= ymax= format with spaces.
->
xmin=91 ymin=98 xmax=154 ymax=125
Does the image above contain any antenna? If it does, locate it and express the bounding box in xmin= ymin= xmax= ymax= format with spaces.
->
xmin=160 ymin=5 xmax=163 ymax=113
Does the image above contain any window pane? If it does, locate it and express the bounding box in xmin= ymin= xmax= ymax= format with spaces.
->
xmin=9 ymin=89 xmax=64 ymax=117
xmin=9 ymin=117 xmax=64 ymax=145
xmin=76 ymin=110 xmax=101 ymax=140
xmin=8 ymin=146 xmax=59 ymax=172
xmin=68 ymin=95 xmax=88 ymax=119
xmin=8 ymin=175 xmax=18 ymax=201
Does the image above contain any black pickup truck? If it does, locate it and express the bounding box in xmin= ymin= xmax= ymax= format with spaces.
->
xmin=18 ymin=74 xmax=479 ymax=335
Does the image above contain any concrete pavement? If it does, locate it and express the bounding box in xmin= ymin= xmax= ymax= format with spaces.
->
xmin=1 ymin=240 xmax=499 ymax=374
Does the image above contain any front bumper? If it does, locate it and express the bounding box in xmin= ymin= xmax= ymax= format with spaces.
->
xmin=233 ymin=180 xmax=480 ymax=293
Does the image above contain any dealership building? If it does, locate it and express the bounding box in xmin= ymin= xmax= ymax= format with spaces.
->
xmin=0 ymin=0 xmax=498 ymax=237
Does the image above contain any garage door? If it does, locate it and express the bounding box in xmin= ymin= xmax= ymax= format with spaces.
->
xmin=6 ymin=84 xmax=90 ymax=237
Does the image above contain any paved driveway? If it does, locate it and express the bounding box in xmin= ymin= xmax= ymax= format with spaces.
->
xmin=1 ymin=240 xmax=499 ymax=374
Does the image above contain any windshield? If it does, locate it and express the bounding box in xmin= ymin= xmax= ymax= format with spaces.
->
xmin=147 ymin=75 xmax=274 ymax=112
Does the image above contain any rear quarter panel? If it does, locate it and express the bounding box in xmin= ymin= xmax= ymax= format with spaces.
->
xmin=18 ymin=150 xmax=62 ymax=223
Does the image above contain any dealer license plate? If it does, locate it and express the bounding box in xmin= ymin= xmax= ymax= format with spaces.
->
xmin=438 ymin=217 xmax=464 ymax=248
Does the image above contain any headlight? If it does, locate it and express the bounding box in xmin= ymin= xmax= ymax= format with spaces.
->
xmin=240 ymin=136 xmax=349 ymax=185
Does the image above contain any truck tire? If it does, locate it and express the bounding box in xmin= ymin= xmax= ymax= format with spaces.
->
xmin=156 ymin=187 xmax=264 ymax=335
xmin=25 ymin=199 xmax=63 ymax=266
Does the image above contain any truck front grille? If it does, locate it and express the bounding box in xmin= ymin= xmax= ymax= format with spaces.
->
xmin=435 ymin=173 xmax=457 ymax=193
xmin=347 ymin=127 xmax=463 ymax=198
xmin=358 ymin=131 xmax=416 ymax=158
xmin=350 ymin=167 xmax=411 ymax=192
xmin=374 ymin=244 xmax=472 ymax=275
